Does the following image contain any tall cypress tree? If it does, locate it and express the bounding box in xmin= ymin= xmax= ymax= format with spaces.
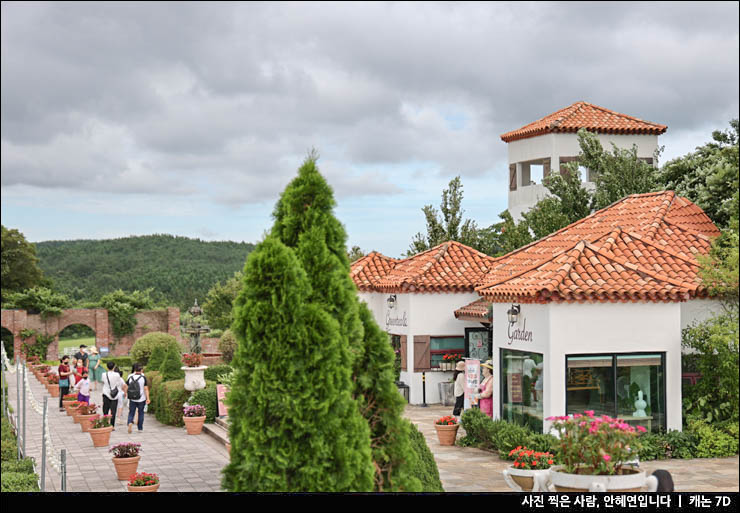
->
xmin=270 ymin=154 xmax=423 ymax=491
xmin=221 ymin=236 xmax=374 ymax=491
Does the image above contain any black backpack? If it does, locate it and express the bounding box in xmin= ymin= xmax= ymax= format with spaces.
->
xmin=127 ymin=375 xmax=142 ymax=400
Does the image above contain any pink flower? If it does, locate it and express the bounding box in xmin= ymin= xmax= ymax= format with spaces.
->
xmin=603 ymin=454 xmax=611 ymax=462
xmin=584 ymin=410 xmax=595 ymax=417
xmin=636 ymin=425 xmax=647 ymax=433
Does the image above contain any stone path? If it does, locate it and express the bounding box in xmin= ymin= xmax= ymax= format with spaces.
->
xmin=5 ymin=367 xmax=737 ymax=492
xmin=404 ymin=404 xmax=740 ymax=493
xmin=6 ymin=368 xmax=228 ymax=492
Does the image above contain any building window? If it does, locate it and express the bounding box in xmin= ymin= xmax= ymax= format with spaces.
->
xmin=566 ymin=353 xmax=665 ymax=433
xmin=501 ymin=348 xmax=544 ymax=433
xmin=430 ymin=336 xmax=464 ymax=368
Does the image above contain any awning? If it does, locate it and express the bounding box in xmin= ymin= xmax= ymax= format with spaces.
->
xmin=454 ymin=297 xmax=492 ymax=323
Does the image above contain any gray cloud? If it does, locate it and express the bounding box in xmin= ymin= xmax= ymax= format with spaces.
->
xmin=1 ymin=1 xmax=737 ymax=206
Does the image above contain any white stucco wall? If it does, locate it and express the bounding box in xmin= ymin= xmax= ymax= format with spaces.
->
xmin=357 ymin=290 xmax=483 ymax=405
xmin=680 ymin=299 xmax=725 ymax=330
xmin=491 ymin=301 xmax=683 ymax=432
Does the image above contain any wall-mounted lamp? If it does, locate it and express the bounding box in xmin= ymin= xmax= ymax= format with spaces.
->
xmin=387 ymin=294 xmax=397 ymax=309
xmin=507 ymin=304 xmax=521 ymax=326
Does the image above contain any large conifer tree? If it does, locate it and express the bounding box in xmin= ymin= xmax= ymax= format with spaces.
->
xmin=221 ymin=236 xmax=374 ymax=491
xmin=270 ymin=154 xmax=423 ymax=491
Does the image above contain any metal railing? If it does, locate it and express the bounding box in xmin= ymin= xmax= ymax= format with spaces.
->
xmin=1 ymin=345 xmax=67 ymax=491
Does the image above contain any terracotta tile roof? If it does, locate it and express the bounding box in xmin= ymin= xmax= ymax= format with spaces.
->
xmin=453 ymin=297 xmax=492 ymax=322
xmin=500 ymin=102 xmax=667 ymax=143
xmin=358 ymin=241 xmax=497 ymax=293
xmin=350 ymin=251 xmax=400 ymax=292
xmin=476 ymin=191 xmax=719 ymax=303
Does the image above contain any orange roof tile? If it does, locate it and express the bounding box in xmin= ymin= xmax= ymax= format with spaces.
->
xmin=355 ymin=241 xmax=497 ymax=293
xmin=453 ymin=297 xmax=492 ymax=322
xmin=476 ymin=191 xmax=719 ymax=303
xmin=500 ymin=102 xmax=667 ymax=143
xmin=350 ymin=251 xmax=400 ymax=292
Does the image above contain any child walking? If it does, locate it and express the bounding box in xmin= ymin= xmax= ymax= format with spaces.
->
xmin=452 ymin=360 xmax=466 ymax=421
xmin=74 ymin=371 xmax=91 ymax=404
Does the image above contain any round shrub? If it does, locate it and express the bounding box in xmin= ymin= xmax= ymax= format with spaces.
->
xmin=218 ymin=330 xmax=237 ymax=364
xmin=130 ymin=332 xmax=182 ymax=366
xmin=690 ymin=420 xmax=738 ymax=458
xmin=189 ymin=383 xmax=218 ymax=423
xmin=204 ymin=364 xmax=232 ymax=383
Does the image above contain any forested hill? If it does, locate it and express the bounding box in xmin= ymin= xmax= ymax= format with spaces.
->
xmin=34 ymin=234 xmax=254 ymax=311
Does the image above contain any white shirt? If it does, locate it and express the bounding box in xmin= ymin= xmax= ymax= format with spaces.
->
xmin=102 ymin=371 xmax=125 ymax=400
xmin=74 ymin=378 xmax=90 ymax=397
xmin=454 ymin=372 xmax=465 ymax=397
xmin=523 ymin=359 xmax=536 ymax=378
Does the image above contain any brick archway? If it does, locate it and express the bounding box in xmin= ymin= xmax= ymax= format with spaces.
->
xmin=1 ymin=307 xmax=181 ymax=359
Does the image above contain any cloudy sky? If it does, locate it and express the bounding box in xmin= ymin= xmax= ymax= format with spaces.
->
xmin=2 ymin=1 xmax=738 ymax=258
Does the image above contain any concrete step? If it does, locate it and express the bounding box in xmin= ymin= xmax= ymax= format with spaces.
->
xmin=215 ymin=416 xmax=229 ymax=430
xmin=203 ymin=421 xmax=229 ymax=448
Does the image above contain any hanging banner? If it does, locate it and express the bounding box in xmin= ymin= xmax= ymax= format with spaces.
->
xmin=463 ymin=358 xmax=481 ymax=411
xmin=217 ymin=384 xmax=230 ymax=417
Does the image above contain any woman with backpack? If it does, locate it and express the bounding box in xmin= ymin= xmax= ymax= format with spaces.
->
xmin=102 ymin=361 xmax=125 ymax=429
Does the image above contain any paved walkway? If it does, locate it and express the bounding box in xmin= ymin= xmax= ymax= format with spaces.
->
xmin=403 ymin=404 xmax=740 ymax=493
xmin=6 ymin=367 xmax=228 ymax=492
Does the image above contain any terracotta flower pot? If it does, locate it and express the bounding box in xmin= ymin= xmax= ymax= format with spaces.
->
xmin=503 ymin=466 xmax=552 ymax=491
xmin=127 ymin=483 xmax=159 ymax=492
xmin=434 ymin=423 xmax=459 ymax=446
xmin=88 ymin=426 xmax=114 ymax=447
xmin=549 ymin=465 xmax=657 ymax=492
xmin=79 ymin=414 xmax=98 ymax=432
xmin=67 ymin=404 xmax=81 ymax=417
xmin=62 ymin=400 xmax=76 ymax=412
xmin=183 ymin=415 xmax=206 ymax=435
xmin=112 ymin=455 xmax=141 ymax=480
xmin=72 ymin=408 xmax=84 ymax=423
xmin=48 ymin=384 xmax=59 ymax=397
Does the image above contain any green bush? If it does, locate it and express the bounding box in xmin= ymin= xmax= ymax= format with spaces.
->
xmin=189 ymin=382 xmax=218 ymax=423
xmin=152 ymin=378 xmax=190 ymax=427
xmin=637 ymin=433 xmax=669 ymax=461
xmin=460 ymin=408 xmax=499 ymax=450
xmin=526 ymin=433 xmax=558 ymax=455
xmin=494 ymin=422 xmax=534 ymax=459
xmin=406 ymin=421 xmax=444 ymax=492
xmin=145 ymin=345 xmax=167 ymax=373
xmin=101 ymin=356 xmax=133 ymax=371
xmin=146 ymin=371 xmax=162 ymax=415
xmin=690 ymin=421 xmax=738 ymax=458
xmin=663 ymin=430 xmax=698 ymax=459
xmin=2 ymin=458 xmax=34 ymax=473
xmin=204 ymin=364 xmax=232 ymax=382
xmin=158 ymin=343 xmax=184 ymax=382
xmin=218 ymin=330 xmax=237 ymax=364
xmin=130 ymin=332 xmax=181 ymax=366
xmin=1 ymin=471 xmax=39 ymax=492
xmin=1 ymin=439 xmax=17 ymax=461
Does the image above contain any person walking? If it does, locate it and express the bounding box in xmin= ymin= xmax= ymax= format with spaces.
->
xmin=57 ymin=356 xmax=72 ymax=412
xmin=88 ymin=347 xmax=103 ymax=392
xmin=101 ymin=361 xmax=125 ymax=429
xmin=123 ymin=363 xmax=150 ymax=434
xmin=452 ymin=360 xmax=466 ymax=421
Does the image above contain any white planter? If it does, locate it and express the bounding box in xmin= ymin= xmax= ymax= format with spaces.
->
xmin=181 ymin=365 xmax=207 ymax=392
xmin=549 ymin=465 xmax=658 ymax=492
xmin=503 ymin=466 xmax=551 ymax=492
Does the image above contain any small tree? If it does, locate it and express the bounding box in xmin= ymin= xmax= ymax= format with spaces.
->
xmin=158 ymin=344 xmax=184 ymax=382
xmin=222 ymin=236 xmax=374 ymax=491
xmin=145 ymin=344 xmax=167 ymax=373
xmin=202 ymin=271 xmax=243 ymax=331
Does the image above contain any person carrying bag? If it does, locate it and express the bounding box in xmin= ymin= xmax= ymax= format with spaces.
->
xmin=102 ymin=361 xmax=125 ymax=428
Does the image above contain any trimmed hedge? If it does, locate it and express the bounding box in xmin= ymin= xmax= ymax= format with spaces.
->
xmin=690 ymin=421 xmax=738 ymax=458
xmin=218 ymin=330 xmax=237 ymax=363
xmin=151 ymin=376 xmax=190 ymax=427
xmin=145 ymin=345 xmax=166 ymax=373
xmin=204 ymin=364 xmax=232 ymax=383
xmin=1 ymin=439 xmax=16 ymax=461
xmin=159 ymin=344 xmax=184 ymax=382
xmin=1 ymin=471 xmax=39 ymax=492
xmin=2 ymin=458 xmax=35 ymax=473
xmin=189 ymin=382 xmax=218 ymax=423
xmin=406 ymin=421 xmax=444 ymax=492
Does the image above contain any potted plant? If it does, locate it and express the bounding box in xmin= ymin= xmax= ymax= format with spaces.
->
xmin=88 ymin=415 xmax=114 ymax=447
xmin=67 ymin=400 xmax=82 ymax=418
xmin=183 ymin=404 xmax=207 ymax=435
xmin=181 ymin=353 xmax=207 ymax=392
xmin=110 ymin=442 xmax=143 ymax=480
xmin=502 ymin=446 xmax=556 ymax=491
xmin=434 ymin=415 xmax=460 ymax=446
xmin=62 ymin=393 xmax=77 ymax=410
xmin=547 ymin=411 xmax=657 ymax=492
xmin=127 ymin=472 xmax=160 ymax=492
xmin=46 ymin=373 xmax=60 ymax=397
xmin=77 ymin=403 xmax=99 ymax=432
xmin=441 ymin=354 xmax=454 ymax=371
